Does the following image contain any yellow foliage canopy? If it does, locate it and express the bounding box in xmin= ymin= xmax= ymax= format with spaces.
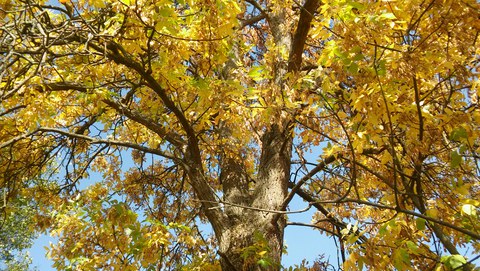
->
xmin=0 ymin=0 xmax=479 ymax=270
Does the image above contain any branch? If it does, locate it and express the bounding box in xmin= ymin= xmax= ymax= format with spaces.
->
xmin=244 ymin=0 xmax=268 ymax=16
xmin=0 ymin=105 xmax=26 ymax=117
xmin=315 ymin=198 xmax=480 ymax=240
xmin=36 ymin=127 xmax=180 ymax=161
xmin=85 ymin=39 xmax=226 ymax=233
xmin=288 ymin=184 xmax=368 ymax=242
xmin=44 ymin=82 xmax=187 ymax=148
xmin=102 ymin=99 xmax=186 ymax=148
xmin=80 ymin=40 xmax=197 ymax=151
xmin=96 ymin=41 xmax=206 ymax=164
xmin=240 ymin=14 xmax=266 ymax=28
xmin=286 ymin=221 xmax=340 ymax=237
xmin=156 ymin=30 xmax=229 ymax=42
xmin=279 ymin=153 xmax=337 ymax=214
xmin=0 ymin=131 xmax=38 ymax=149
xmin=45 ymin=82 xmax=91 ymax=92
xmin=198 ymin=199 xmax=312 ymax=214
xmin=288 ymin=0 xmax=320 ymax=72
xmin=280 ymin=147 xmax=386 ymax=214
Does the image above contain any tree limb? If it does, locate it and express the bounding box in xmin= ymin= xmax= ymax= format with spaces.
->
xmin=315 ymin=198 xmax=480 ymax=240
xmin=288 ymin=0 xmax=320 ymax=72
xmin=36 ymin=127 xmax=180 ymax=161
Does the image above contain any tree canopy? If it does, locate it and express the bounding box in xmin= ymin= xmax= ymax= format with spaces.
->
xmin=0 ymin=0 xmax=479 ymax=270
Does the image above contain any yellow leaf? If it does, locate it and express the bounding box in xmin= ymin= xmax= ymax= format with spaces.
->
xmin=257 ymin=250 xmax=267 ymax=257
xmin=337 ymin=111 xmax=348 ymax=119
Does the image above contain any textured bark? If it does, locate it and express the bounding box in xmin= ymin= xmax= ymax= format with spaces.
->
xmin=217 ymin=125 xmax=293 ymax=271
xmin=215 ymin=125 xmax=293 ymax=271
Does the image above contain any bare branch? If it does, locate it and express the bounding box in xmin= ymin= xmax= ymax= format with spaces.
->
xmin=198 ymin=199 xmax=312 ymax=214
xmin=240 ymin=14 xmax=266 ymax=28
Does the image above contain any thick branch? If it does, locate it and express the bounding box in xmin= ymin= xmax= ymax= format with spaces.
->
xmin=288 ymin=0 xmax=320 ymax=72
xmin=0 ymin=131 xmax=38 ymax=149
xmin=91 ymin=40 xmax=226 ymax=233
xmin=240 ymin=14 xmax=266 ymax=28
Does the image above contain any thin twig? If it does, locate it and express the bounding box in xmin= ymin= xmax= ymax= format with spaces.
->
xmin=197 ymin=199 xmax=312 ymax=214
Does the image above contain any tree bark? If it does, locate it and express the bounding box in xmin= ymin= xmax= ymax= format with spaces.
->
xmin=217 ymin=125 xmax=293 ymax=271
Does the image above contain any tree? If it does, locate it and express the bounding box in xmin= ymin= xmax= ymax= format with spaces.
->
xmin=1 ymin=196 xmax=38 ymax=271
xmin=0 ymin=0 xmax=479 ymax=270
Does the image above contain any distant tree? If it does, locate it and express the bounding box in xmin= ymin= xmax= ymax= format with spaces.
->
xmin=0 ymin=0 xmax=479 ymax=270
xmin=1 ymin=197 xmax=37 ymax=271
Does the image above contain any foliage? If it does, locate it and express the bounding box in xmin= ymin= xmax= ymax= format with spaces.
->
xmin=1 ymin=198 xmax=35 ymax=259
xmin=240 ymin=231 xmax=275 ymax=269
xmin=47 ymin=183 xmax=211 ymax=270
xmin=1 ymin=251 xmax=38 ymax=271
xmin=283 ymin=257 xmax=332 ymax=271
xmin=0 ymin=0 xmax=479 ymax=270
xmin=0 ymin=195 xmax=39 ymax=271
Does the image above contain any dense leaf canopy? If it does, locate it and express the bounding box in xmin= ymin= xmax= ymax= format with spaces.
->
xmin=0 ymin=0 xmax=479 ymax=270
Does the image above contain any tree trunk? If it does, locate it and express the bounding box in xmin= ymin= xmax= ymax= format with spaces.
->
xmin=213 ymin=7 xmax=296 ymax=269
xmin=197 ymin=3 xmax=315 ymax=269
xmin=217 ymin=125 xmax=293 ymax=271
xmin=218 ymin=218 xmax=285 ymax=271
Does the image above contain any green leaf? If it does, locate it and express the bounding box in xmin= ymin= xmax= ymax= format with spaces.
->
xmin=347 ymin=62 xmax=359 ymax=74
xmin=379 ymin=223 xmax=388 ymax=235
xmin=376 ymin=60 xmax=387 ymax=75
xmin=415 ymin=218 xmax=426 ymax=231
xmin=379 ymin=13 xmax=397 ymax=20
xmin=333 ymin=47 xmax=347 ymax=59
xmin=441 ymin=255 xmax=467 ymax=270
xmin=248 ymin=66 xmax=265 ymax=81
xmin=450 ymin=150 xmax=462 ymax=168
xmin=406 ymin=241 xmax=419 ymax=254
xmin=450 ymin=127 xmax=468 ymax=141
xmin=393 ymin=248 xmax=410 ymax=270
xmin=257 ymin=259 xmax=270 ymax=268
xmin=348 ymin=2 xmax=365 ymax=11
